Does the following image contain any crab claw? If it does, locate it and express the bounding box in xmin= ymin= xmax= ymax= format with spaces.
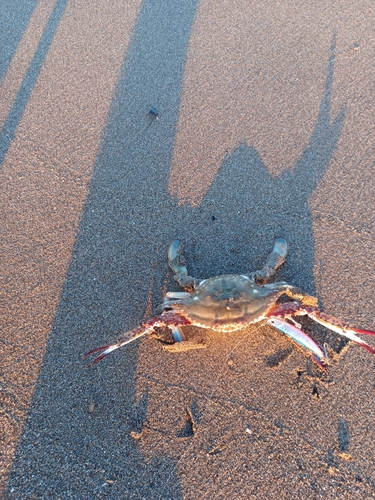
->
xmin=305 ymin=310 xmax=375 ymax=356
xmin=84 ymin=324 xmax=154 ymax=367
xmin=341 ymin=330 xmax=375 ymax=356
xmin=84 ymin=343 xmax=125 ymax=367
xmin=84 ymin=311 xmax=191 ymax=367
xmin=168 ymin=240 xmax=200 ymax=288
xmin=268 ymin=318 xmax=328 ymax=370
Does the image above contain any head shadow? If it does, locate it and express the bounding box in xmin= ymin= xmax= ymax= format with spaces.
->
xmin=180 ymin=34 xmax=345 ymax=294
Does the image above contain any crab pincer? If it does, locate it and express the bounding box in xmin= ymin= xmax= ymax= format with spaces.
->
xmin=84 ymin=324 xmax=154 ymax=367
xmin=268 ymin=318 xmax=329 ymax=371
xmin=84 ymin=311 xmax=192 ymax=367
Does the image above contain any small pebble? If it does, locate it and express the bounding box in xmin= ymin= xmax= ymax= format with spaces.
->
xmin=148 ymin=107 xmax=159 ymax=120
xmin=130 ymin=430 xmax=143 ymax=439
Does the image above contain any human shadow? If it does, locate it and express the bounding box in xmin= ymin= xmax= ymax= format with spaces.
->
xmin=197 ymin=34 xmax=344 ymax=293
xmin=174 ymin=34 xmax=345 ymax=352
xmin=5 ymin=11 xmax=344 ymax=499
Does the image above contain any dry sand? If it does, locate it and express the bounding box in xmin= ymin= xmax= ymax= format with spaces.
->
xmin=1 ymin=1 xmax=375 ymax=498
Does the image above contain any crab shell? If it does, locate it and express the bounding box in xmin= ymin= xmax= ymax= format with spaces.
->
xmin=165 ymin=276 xmax=293 ymax=332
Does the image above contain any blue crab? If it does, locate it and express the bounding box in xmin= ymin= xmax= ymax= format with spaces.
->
xmin=85 ymin=238 xmax=375 ymax=370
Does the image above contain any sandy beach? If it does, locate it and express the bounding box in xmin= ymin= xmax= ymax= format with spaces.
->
xmin=1 ymin=1 xmax=375 ymax=498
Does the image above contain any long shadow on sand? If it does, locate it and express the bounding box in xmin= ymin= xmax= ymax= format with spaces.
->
xmin=0 ymin=0 xmax=69 ymax=164
xmin=0 ymin=1 xmax=38 ymax=81
xmin=5 ymin=7 xmax=344 ymax=498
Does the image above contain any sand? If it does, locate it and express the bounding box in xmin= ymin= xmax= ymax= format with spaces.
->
xmin=1 ymin=1 xmax=375 ymax=498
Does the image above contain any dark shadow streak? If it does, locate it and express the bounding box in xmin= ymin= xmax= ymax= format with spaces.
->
xmin=338 ymin=419 xmax=350 ymax=452
xmin=0 ymin=1 xmax=38 ymax=82
xmin=5 ymin=1 xmax=199 ymax=498
xmin=0 ymin=0 xmax=69 ymax=165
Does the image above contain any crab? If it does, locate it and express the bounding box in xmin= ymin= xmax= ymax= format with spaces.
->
xmin=85 ymin=238 xmax=375 ymax=370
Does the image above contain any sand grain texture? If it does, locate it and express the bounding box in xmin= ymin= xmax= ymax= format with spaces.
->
xmin=1 ymin=0 xmax=375 ymax=498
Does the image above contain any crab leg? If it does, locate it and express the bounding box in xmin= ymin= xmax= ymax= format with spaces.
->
xmin=252 ymin=237 xmax=289 ymax=282
xmin=171 ymin=325 xmax=185 ymax=342
xmin=168 ymin=240 xmax=200 ymax=289
xmin=303 ymin=308 xmax=375 ymax=356
xmin=268 ymin=318 xmax=328 ymax=369
xmin=84 ymin=311 xmax=191 ymax=367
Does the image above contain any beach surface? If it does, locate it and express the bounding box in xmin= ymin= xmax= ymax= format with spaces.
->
xmin=1 ymin=1 xmax=375 ymax=498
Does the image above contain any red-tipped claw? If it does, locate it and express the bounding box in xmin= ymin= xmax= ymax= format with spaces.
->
xmin=268 ymin=318 xmax=328 ymax=370
xmin=305 ymin=309 xmax=375 ymax=357
xmin=83 ymin=344 xmax=123 ymax=368
xmin=352 ymin=327 xmax=375 ymax=337
xmin=312 ymin=354 xmax=329 ymax=372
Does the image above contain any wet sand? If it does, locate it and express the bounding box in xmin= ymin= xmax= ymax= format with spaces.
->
xmin=1 ymin=1 xmax=375 ymax=498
